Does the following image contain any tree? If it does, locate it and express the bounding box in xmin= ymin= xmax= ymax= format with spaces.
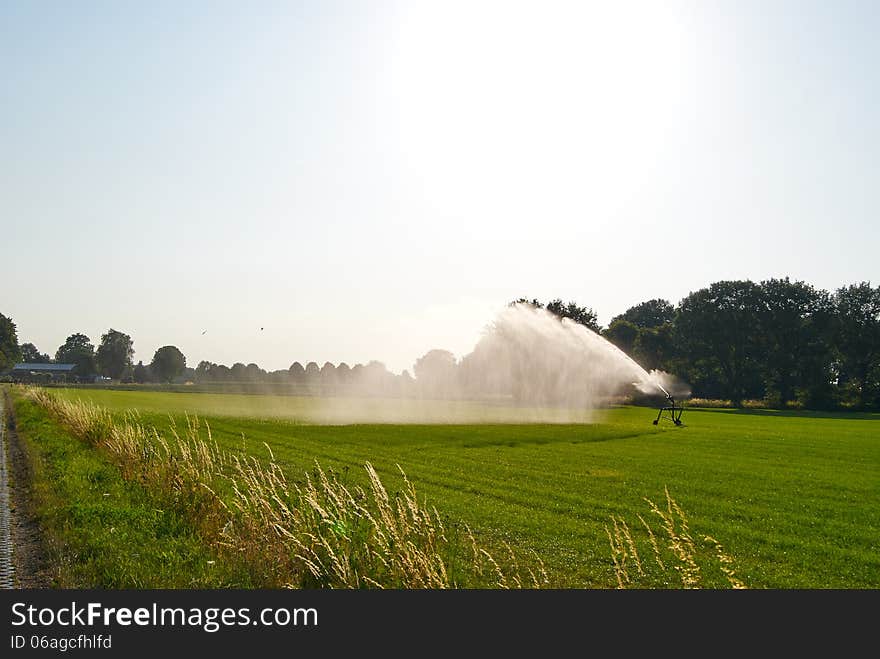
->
xmin=150 ymin=346 xmax=186 ymax=383
xmin=20 ymin=342 xmax=51 ymax=363
xmin=545 ymin=299 xmax=601 ymax=332
xmin=398 ymin=369 xmax=416 ymax=396
xmin=305 ymin=361 xmax=320 ymax=383
xmin=633 ymin=323 xmax=676 ymax=372
xmin=362 ymin=361 xmax=392 ymax=392
xmin=834 ymin=282 xmax=880 ymax=408
xmin=605 ymin=300 xmax=678 ymax=372
xmin=413 ymin=349 xmax=458 ymax=397
xmin=288 ymin=362 xmax=305 ymax=382
xmin=268 ymin=369 xmax=289 ymax=384
xmin=0 ymin=313 xmax=21 ymax=371
xmin=195 ymin=360 xmax=217 ymax=382
xmin=336 ymin=362 xmax=351 ymax=385
xmin=511 ymin=298 xmax=544 ymax=309
xmin=55 ymin=333 xmax=97 ymax=378
xmin=230 ymin=363 xmax=247 ymax=380
xmin=244 ymin=363 xmax=264 ymax=381
xmin=133 ymin=361 xmax=150 ymax=384
xmin=320 ymin=362 xmax=337 ymax=386
xmin=603 ymin=320 xmax=639 ymax=355
xmin=510 ymin=298 xmax=600 ymax=331
xmin=676 ymin=281 xmax=765 ymax=405
xmin=611 ymin=299 xmax=675 ymax=329
xmin=96 ymin=329 xmax=134 ymax=380
xmin=756 ymin=278 xmax=834 ymax=406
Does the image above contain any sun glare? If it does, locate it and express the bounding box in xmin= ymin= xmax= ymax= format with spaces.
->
xmin=389 ymin=1 xmax=691 ymax=235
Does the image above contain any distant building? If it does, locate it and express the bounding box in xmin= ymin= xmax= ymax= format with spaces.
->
xmin=11 ymin=363 xmax=77 ymax=383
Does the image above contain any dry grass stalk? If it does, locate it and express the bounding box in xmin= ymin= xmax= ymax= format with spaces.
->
xmin=704 ymin=535 xmax=746 ymax=589
xmin=605 ymin=487 xmax=747 ymax=589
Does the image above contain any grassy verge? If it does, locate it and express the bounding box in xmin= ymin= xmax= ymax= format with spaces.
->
xmin=11 ymin=393 xmax=241 ymax=587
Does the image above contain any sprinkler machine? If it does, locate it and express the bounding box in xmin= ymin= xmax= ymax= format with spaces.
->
xmin=653 ymin=391 xmax=684 ymax=426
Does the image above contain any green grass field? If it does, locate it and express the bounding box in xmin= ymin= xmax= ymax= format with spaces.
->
xmin=46 ymin=388 xmax=880 ymax=587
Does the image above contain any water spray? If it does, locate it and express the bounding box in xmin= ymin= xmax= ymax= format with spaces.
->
xmin=307 ymin=303 xmax=690 ymax=424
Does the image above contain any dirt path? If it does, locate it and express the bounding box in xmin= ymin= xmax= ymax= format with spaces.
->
xmin=2 ymin=388 xmax=51 ymax=588
xmin=0 ymin=391 xmax=13 ymax=587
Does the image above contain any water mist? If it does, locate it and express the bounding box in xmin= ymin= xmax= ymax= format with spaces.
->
xmin=311 ymin=303 xmax=689 ymax=424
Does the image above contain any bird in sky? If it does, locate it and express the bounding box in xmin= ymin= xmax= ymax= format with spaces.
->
xmin=201 ymin=330 xmax=207 ymax=335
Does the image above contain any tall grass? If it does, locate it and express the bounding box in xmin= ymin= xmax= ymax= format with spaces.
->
xmin=605 ymin=487 xmax=746 ymax=589
xmin=24 ymin=388 xmax=546 ymax=588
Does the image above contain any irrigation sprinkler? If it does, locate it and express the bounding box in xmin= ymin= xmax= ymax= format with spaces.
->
xmin=653 ymin=391 xmax=684 ymax=426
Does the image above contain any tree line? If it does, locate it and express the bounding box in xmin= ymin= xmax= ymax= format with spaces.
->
xmin=1 ymin=277 xmax=878 ymax=408
xmin=0 ymin=324 xmax=187 ymax=384
xmin=0 ymin=318 xmax=404 ymax=391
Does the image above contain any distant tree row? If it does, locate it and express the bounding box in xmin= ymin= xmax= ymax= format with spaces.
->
xmin=2 ymin=277 xmax=878 ymax=408
xmin=0 ymin=321 xmax=188 ymax=384
xmin=192 ymin=358 xmax=413 ymax=395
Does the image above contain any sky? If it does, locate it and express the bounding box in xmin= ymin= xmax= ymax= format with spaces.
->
xmin=2 ymin=0 xmax=878 ymax=374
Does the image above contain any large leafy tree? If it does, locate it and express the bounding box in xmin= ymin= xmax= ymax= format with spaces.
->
xmin=96 ymin=329 xmax=134 ymax=380
xmin=634 ymin=323 xmax=676 ymax=372
xmin=833 ymin=282 xmax=880 ymax=407
xmin=288 ymin=362 xmax=305 ymax=382
xmin=545 ymin=299 xmax=601 ymax=332
xmin=510 ymin=297 xmax=600 ymax=332
xmin=611 ymin=299 xmax=675 ymax=329
xmin=0 ymin=313 xmax=21 ymax=371
xmin=676 ymin=281 xmax=765 ymax=405
xmin=150 ymin=346 xmax=186 ymax=383
xmin=320 ymin=362 xmax=337 ymax=385
xmin=304 ymin=361 xmax=320 ymax=383
xmin=413 ymin=349 xmax=458 ymax=397
xmin=605 ymin=301 xmax=677 ymax=371
xmin=194 ymin=360 xmax=217 ymax=382
xmin=603 ymin=319 xmax=639 ymax=355
xmin=244 ymin=363 xmax=264 ymax=381
xmin=20 ymin=342 xmax=51 ymax=363
xmin=757 ymin=278 xmax=834 ymax=406
xmin=55 ymin=333 xmax=97 ymax=378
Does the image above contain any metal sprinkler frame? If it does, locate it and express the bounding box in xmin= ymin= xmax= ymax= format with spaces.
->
xmin=653 ymin=392 xmax=685 ymax=426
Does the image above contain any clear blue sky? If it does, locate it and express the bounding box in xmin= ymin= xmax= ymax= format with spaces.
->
xmin=2 ymin=1 xmax=878 ymax=373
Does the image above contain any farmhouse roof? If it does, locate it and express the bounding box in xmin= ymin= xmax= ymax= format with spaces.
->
xmin=12 ymin=363 xmax=77 ymax=372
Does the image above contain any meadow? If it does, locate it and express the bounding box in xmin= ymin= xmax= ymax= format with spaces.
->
xmin=37 ymin=387 xmax=880 ymax=589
